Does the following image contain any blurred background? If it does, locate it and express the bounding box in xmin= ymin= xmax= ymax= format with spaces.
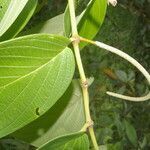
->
xmin=0 ymin=0 xmax=149 ymax=149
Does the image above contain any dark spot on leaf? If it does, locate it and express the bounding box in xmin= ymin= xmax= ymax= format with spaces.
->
xmin=36 ymin=107 xmax=40 ymax=116
xmin=0 ymin=6 xmax=2 ymax=9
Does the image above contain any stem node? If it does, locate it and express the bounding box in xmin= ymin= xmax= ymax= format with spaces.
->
xmin=81 ymin=80 xmax=89 ymax=88
xmin=87 ymin=120 xmax=94 ymax=129
xmin=70 ymin=34 xmax=80 ymax=44
xmin=68 ymin=0 xmax=99 ymax=149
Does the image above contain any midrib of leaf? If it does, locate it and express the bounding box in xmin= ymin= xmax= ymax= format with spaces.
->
xmin=0 ymin=75 xmax=21 ymax=78
xmin=0 ymin=38 xmax=68 ymax=48
xmin=0 ymin=33 xmax=76 ymax=138
xmin=0 ymin=34 xmax=70 ymax=87
xmin=0 ymin=47 xmax=74 ymax=137
xmin=0 ymin=55 xmax=53 ymax=59
xmin=0 ymin=55 xmax=63 ymax=130
xmin=0 ymin=49 xmax=65 ymax=89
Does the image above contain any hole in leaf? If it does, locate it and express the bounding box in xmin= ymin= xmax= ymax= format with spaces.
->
xmin=35 ymin=107 xmax=40 ymax=116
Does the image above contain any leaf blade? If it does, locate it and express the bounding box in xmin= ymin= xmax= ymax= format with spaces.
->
xmin=0 ymin=0 xmax=11 ymax=21
xmin=38 ymin=133 xmax=89 ymax=150
xmin=0 ymin=0 xmax=29 ymax=36
xmin=0 ymin=0 xmax=38 ymax=41
xmin=124 ymin=119 xmax=138 ymax=147
xmin=64 ymin=0 xmax=107 ymax=48
xmin=19 ymin=13 xmax=64 ymax=36
xmin=78 ymin=0 xmax=107 ymax=48
xmin=0 ymin=34 xmax=75 ymax=138
xmin=12 ymin=79 xmax=86 ymax=147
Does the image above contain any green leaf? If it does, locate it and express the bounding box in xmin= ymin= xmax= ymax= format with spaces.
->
xmin=78 ymin=0 xmax=107 ymax=48
xmin=0 ymin=0 xmax=11 ymax=21
xmin=139 ymin=136 xmax=147 ymax=149
xmin=0 ymin=34 xmax=75 ymax=138
xmin=98 ymin=145 xmax=107 ymax=150
xmin=38 ymin=133 xmax=89 ymax=150
xmin=0 ymin=0 xmax=38 ymax=41
xmin=93 ymin=142 xmax=123 ymax=150
xmin=91 ymin=145 xmax=107 ymax=150
xmin=34 ymin=0 xmax=48 ymax=15
xmin=124 ymin=119 xmax=138 ymax=147
xmin=114 ymin=113 xmax=124 ymax=137
xmin=0 ymin=0 xmax=29 ymax=37
xmin=107 ymin=142 xmax=123 ymax=150
xmin=12 ymin=79 xmax=85 ymax=147
xmin=64 ymin=6 xmax=71 ymax=37
xmin=64 ymin=0 xmax=107 ymax=48
xmin=19 ymin=13 xmax=64 ymax=36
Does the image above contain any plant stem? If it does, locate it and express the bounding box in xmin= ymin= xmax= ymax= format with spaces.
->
xmin=80 ymin=37 xmax=150 ymax=102
xmin=68 ymin=0 xmax=99 ymax=149
xmin=89 ymin=127 xmax=99 ymax=150
xmin=68 ymin=0 xmax=89 ymax=122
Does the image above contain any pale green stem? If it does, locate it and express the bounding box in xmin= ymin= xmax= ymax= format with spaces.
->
xmin=67 ymin=0 xmax=77 ymax=35
xmin=89 ymin=127 xmax=99 ymax=150
xmin=68 ymin=0 xmax=99 ymax=149
xmin=80 ymin=37 xmax=150 ymax=102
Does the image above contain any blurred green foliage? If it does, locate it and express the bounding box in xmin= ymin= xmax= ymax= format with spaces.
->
xmin=0 ymin=0 xmax=149 ymax=149
xmin=82 ymin=0 xmax=150 ymax=149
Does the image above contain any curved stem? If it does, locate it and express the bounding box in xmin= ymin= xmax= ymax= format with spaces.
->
xmin=80 ymin=37 xmax=150 ymax=102
xmin=68 ymin=0 xmax=99 ymax=149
